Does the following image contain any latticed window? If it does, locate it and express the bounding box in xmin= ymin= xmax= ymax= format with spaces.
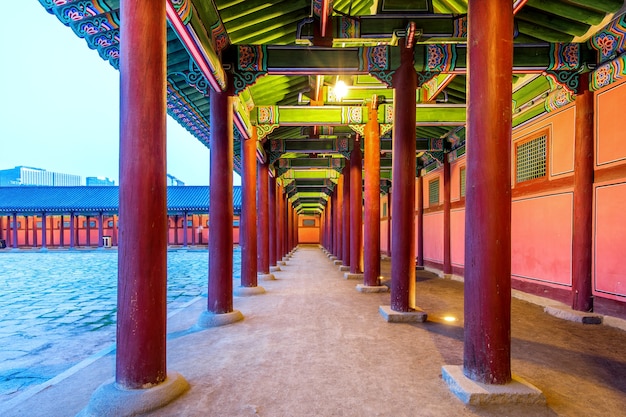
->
xmin=516 ymin=135 xmax=547 ymax=183
xmin=429 ymin=178 xmax=440 ymax=205
xmin=460 ymin=166 xmax=466 ymax=197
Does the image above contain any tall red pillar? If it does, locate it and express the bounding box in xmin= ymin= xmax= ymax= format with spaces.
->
xmin=276 ymin=184 xmax=285 ymax=262
xmin=572 ymin=72 xmax=594 ymax=312
xmin=364 ymin=100 xmax=381 ymax=286
xmin=342 ymin=161 xmax=351 ymax=266
xmin=41 ymin=213 xmax=47 ymax=249
xmin=239 ymin=131 xmax=260 ymax=291
xmin=257 ymin=160 xmax=271 ymax=275
xmin=12 ymin=213 xmax=18 ymax=249
xmin=443 ymin=154 xmax=452 ymax=275
xmin=117 ymin=0 xmax=169 ymax=388
xmin=463 ymin=0 xmax=513 ymax=384
xmin=386 ymin=187 xmax=392 ymax=256
xmin=325 ymin=195 xmax=332 ymax=251
xmin=416 ymin=175 xmax=424 ymax=267
xmin=269 ymin=176 xmax=278 ymax=269
xmin=335 ymin=175 xmax=344 ymax=261
xmin=69 ymin=212 xmax=75 ymax=249
xmin=286 ymin=200 xmax=293 ymax=252
xmin=390 ymin=40 xmax=417 ymax=312
xmin=350 ymin=140 xmax=363 ymax=274
xmin=207 ymin=86 xmax=237 ymax=315
xmin=98 ymin=212 xmax=104 ymax=248
xmin=182 ymin=212 xmax=188 ymax=247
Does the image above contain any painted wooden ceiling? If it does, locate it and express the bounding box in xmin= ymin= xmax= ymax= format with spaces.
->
xmin=38 ymin=0 xmax=626 ymax=215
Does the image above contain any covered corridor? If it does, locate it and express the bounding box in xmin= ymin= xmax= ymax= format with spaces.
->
xmin=5 ymin=245 xmax=626 ymax=416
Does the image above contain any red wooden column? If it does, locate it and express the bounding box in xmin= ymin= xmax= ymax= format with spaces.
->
xmin=278 ymin=185 xmax=286 ymax=260
xmin=41 ymin=213 xmax=47 ymax=249
xmin=182 ymin=212 xmax=188 ymax=247
xmin=269 ymin=176 xmax=278 ymax=269
xmin=237 ymin=132 xmax=264 ymax=295
xmin=330 ymin=188 xmax=338 ymax=254
xmin=286 ymin=199 xmax=293 ymax=252
xmin=342 ymin=161 xmax=351 ymax=267
xmin=12 ymin=213 xmax=18 ymax=249
xmin=443 ymin=154 xmax=452 ymax=275
xmin=390 ymin=39 xmax=417 ymax=312
xmin=116 ymin=0 xmax=169 ymax=389
xmin=386 ymin=187 xmax=392 ymax=256
xmin=572 ymin=72 xmax=594 ymax=312
xmin=324 ymin=196 xmax=331 ymax=251
xmin=463 ymin=0 xmax=513 ymax=384
xmin=257 ymin=160 xmax=272 ymax=277
xmin=349 ymin=139 xmax=363 ymax=274
xmin=335 ymin=175 xmax=344 ymax=261
xmin=205 ymin=84 xmax=242 ymax=322
xmin=98 ymin=212 xmax=104 ymax=248
xmin=364 ymin=99 xmax=381 ymax=286
xmin=69 ymin=212 xmax=75 ymax=249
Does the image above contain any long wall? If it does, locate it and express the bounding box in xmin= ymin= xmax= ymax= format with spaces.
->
xmin=379 ymin=78 xmax=626 ymax=319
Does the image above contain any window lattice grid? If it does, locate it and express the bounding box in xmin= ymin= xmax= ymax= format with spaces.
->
xmin=429 ymin=178 xmax=440 ymax=205
xmin=516 ymin=135 xmax=547 ymax=183
xmin=460 ymin=167 xmax=466 ymax=197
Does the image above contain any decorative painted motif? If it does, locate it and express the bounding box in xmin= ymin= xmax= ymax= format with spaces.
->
xmin=337 ymin=137 xmax=351 ymax=159
xmin=53 ymin=1 xmax=110 ymax=25
xmin=360 ymin=46 xmax=394 ymax=87
xmin=211 ymin=22 xmax=229 ymax=54
xmin=547 ymin=44 xmax=579 ymax=71
xmin=339 ymin=17 xmax=360 ymax=39
xmin=545 ymin=88 xmax=574 ymax=112
xmin=331 ymin=158 xmax=344 ymax=173
xmin=543 ymin=70 xmax=579 ymax=94
xmin=427 ymin=44 xmax=456 ymax=72
xmin=453 ymin=15 xmax=467 ymax=38
xmin=85 ymin=28 xmax=119 ymax=51
xmin=348 ymin=124 xmax=365 ymax=136
xmin=239 ymin=45 xmax=267 ymax=72
xmin=590 ymin=14 xmax=626 ymax=64
xmin=422 ymin=76 xmax=439 ymax=101
xmin=313 ymin=0 xmax=323 ymax=17
xmin=71 ymin=13 xmax=118 ymax=38
xmin=417 ymin=71 xmax=437 ymax=87
xmin=169 ymin=59 xmax=211 ymax=96
xmin=171 ymin=0 xmax=192 ymax=25
xmin=99 ymin=45 xmax=120 ymax=68
xmin=257 ymin=106 xmax=278 ymax=124
xmin=257 ymin=124 xmax=279 ymax=140
xmin=341 ymin=107 xmax=362 ymax=124
xmin=380 ymin=124 xmax=393 ymax=136
xmin=235 ymin=45 xmax=268 ymax=94
xmin=591 ymin=55 xmax=626 ymax=91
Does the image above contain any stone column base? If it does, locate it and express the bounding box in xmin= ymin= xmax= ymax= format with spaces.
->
xmin=356 ymin=284 xmax=388 ymax=293
xmin=197 ymin=310 xmax=244 ymax=328
xmin=333 ymin=260 xmax=343 ymax=266
xmin=233 ymin=286 xmax=266 ymax=296
xmin=378 ymin=305 xmax=427 ymax=323
xmin=339 ymin=265 xmax=350 ymax=271
xmin=442 ymin=365 xmax=546 ymax=406
xmin=77 ymin=372 xmax=189 ymax=417
xmin=270 ymin=265 xmax=281 ymax=272
xmin=344 ymin=272 xmax=363 ymax=280
xmin=258 ymin=273 xmax=276 ymax=281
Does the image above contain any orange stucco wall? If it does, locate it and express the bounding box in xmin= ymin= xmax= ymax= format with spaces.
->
xmin=594 ymin=181 xmax=626 ymax=300
xmin=511 ymin=192 xmax=573 ymax=287
xmin=298 ymin=215 xmax=320 ymax=243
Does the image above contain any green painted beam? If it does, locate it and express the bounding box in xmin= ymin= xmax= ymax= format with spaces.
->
xmin=254 ymin=104 xmax=466 ymax=126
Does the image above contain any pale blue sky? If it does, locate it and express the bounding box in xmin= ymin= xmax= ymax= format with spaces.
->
xmin=0 ymin=1 xmax=239 ymax=186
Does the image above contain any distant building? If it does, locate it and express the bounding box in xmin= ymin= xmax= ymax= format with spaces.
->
xmin=86 ymin=176 xmax=115 ymax=186
xmin=167 ymin=174 xmax=185 ymax=186
xmin=0 ymin=166 xmax=81 ymax=186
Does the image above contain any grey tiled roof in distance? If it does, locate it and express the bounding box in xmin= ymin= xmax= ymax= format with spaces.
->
xmin=0 ymin=186 xmax=242 ymax=214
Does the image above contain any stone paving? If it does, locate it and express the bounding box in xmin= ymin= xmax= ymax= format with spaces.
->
xmin=0 ymin=247 xmax=240 ymax=403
